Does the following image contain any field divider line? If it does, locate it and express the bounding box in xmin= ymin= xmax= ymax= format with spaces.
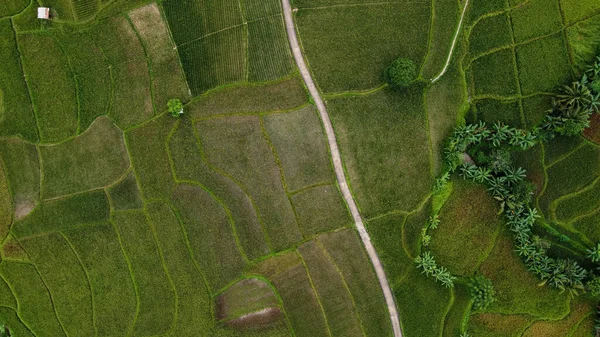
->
xmin=431 ymin=0 xmax=470 ymax=84
xmin=280 ymin=1 xmax=403 ymax=336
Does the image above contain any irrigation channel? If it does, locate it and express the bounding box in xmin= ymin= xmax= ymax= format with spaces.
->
xmin=280 ymin=1 xmax=403 ymax=336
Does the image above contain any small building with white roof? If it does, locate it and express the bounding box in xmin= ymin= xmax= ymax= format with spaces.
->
xmin=37 ymin=7 xmax=50 ymax=20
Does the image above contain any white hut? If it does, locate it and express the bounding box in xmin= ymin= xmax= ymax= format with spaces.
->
xmin=37 ymin=7 xmax=50 ymax=20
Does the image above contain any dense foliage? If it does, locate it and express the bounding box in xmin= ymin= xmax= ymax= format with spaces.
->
xmin=384 ymin=58 xmax=417 ymax=88
xmin=167 ymin=98 xmax=183 ymax=117
xmin=468 ymin=275 xmax=496 ymax=311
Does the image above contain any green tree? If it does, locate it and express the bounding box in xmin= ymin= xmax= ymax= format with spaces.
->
xmin=468 ymin=275 xmax=496 ymax=311
xmin=587 ymin=243 xmax=600 ymax=262
xmin=167 ymin=98 xmax=184 ymax=118
xmin=385 ymin=58 xmax=417 ymax=88
xmin=588 ymin=276 xmax=600 ymax=296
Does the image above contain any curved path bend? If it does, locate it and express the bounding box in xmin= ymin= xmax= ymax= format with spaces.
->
xmin=280 ymin=2 xmax=403 ymax=336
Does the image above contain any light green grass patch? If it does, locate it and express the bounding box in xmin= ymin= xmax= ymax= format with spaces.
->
xmin=13 ymin=189 xmax=109 ymax=238
xmin=292 ymin=185 xmax=350 ymax=237
xmin=566 ymin=14 xmax=600 ymax=74
xmin=509 ymin=0 xmax=562 ymax=43
xmin=111 ymin=210 xmax=176 ymax=336
xmin=11 ymin=2 xmax=41 ymax=32
xmin=366 ymin=213 xmax=412 ymax=285
xmin=430 ymin=179 xmax=502 ymax=276
xmin=40 ymin=117 xmax=129 ymax=199
xmin=571 ymin=209 xmax=600 ymax=244
xmin=328 ymin=85 xmax=432 ymax=217
xmin=64 ymin=222 xmax=137 ymax=337
xmin=522 ymin=94 xmax=552 ymax=127
xmin=0 ymin=0 xmax=29 ymax=17
xmin=197 ymin=115 xmax=302 ymax=251
xmin=39 ymin=0 xmax=75 ymax=21
xmin=242 ymin=0 xmax=281 ymax=20
xmin=479 ymin=231 xmax=570 ymax=319
xmin=168 ymin=118 xmax=269 ymax=260
xmin=247 ymin=15 xmax=294 ymax=82
xmin=252 ymin=252 xmax=330 ymax=337
xmin=560 ymin=0 xmax=600 ymax=23
xmin=19 ymin=33 xmax=78 ymax=142
xmin=20 ymin=233 xmax=94 ymax=337
xmin=107 ymin=171 xmax=143 ymax=211
xmin=295 ymin=2 xmax=430 ymax=93
xmin=554 ymin=179 xmax=600 ymax=222
xmin=0 ymin=161 xmax=12 ymax=241
xmin=521 ymin=299 xmax=594 ymax=337
xmin=145 ymin=201 xmax=213 ymax=335
xmin=319 ymin=229 xmax=393 ymax=337
xmin=298 ymin=240 xmax=364 ymax=337
xmin=471 ymin=49 xmax=518 ymax=96
xmin=0 ymin=274 xmax=16 ymax=309
xmin=0 ymin=262 xmax=66 ymax=337
xmin=126 ymin=113 xmax=177 ymax=200
xmin=516 ymin=33 xmax=572 ymax=95
xmin=0 ymin=307 xmax=34 ymax=337
xmin=467 ymin=0 xmax=506 ymax=23
xmin=263 ymin=105 xmax=333 ymax=191
xmin=0 ymin=18 xmax=37 ymax=142
xmin=469 ymin=14 xmax=512 ymax=57
xmin=170 ymin=184 xmax=247 ymax=291
xmin=420 ymin=0 xmax=460 ymax=79
xmin=186 ymin=76 xmax=307 ymax=119
xmin=468 ymin=313 xmax=535 ymax=337
xmin=442 ymin=286 xmax=471 ymax=337
xmin=216 ymin=277 xmax=279 ymax=321
xmin=129 ymin=3 xmax=191 ymax=110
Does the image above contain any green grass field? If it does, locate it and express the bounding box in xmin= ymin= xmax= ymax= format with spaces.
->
xmin=1 ymin=0 xmax=600 ymax=336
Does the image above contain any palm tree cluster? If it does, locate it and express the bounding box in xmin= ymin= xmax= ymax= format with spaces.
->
xmin=414 ymin=251 xmax=456 ymax=288
xmin=468 ymin=274 xmax=496 ymax=311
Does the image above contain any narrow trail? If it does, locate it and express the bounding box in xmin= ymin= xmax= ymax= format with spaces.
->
xmin=431 ymin=0 xmax=470 ymax=83
xmin=280 ymin=2 xmax=403 ymax=336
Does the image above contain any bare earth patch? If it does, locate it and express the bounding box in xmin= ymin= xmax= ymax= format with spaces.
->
xmin=224 ymin=307 xmax=283 ymax=330
xmin=14 ymin=201 xmax=35 ymax=220
xmin=584 ymin=112 xmax=600 ymax=144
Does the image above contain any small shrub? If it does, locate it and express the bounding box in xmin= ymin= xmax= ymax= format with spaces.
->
xmin=587 ymin=276 xmax=600 ymax=296
xmin=468 ymin=274 xmax=496 ymax=311
xmin=385 ymin=58 xmax=417 ymax=88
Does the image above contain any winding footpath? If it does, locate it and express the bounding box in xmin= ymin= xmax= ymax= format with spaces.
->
xmin=431 ymin=0 xmax=470 ymax=83
xmin=280 ymin=2 xmax=403 ymax=336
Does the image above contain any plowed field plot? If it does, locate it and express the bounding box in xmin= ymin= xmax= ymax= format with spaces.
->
xmin=1 ymin=0 xmax=600 ymax=336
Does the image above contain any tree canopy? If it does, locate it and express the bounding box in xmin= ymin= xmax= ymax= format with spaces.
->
xmin=167 ymin=98 xmax=184 ymax=118
xmin=385 ymin=58 xmax=417 ymax=88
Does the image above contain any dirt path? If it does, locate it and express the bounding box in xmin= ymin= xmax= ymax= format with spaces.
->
xmin=280 ymin=2 xmax=403 ymax=336
xmin=431 ymin=0 xmax=470 ymax=83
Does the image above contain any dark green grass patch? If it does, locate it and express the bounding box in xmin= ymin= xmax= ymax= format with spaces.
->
xmin=171 ymin=184 xmax=247 ymax=291
xmin=403 ymin=200 xmax=432 ymax=257
xmin=216 ymin=277 xmax=279 ymax=321
xmin=253 ymin=253 xmax=330 ymax=337
xmin=471 ymin=49 xmax=518 ymax=96
xmin=298 ymin=240 xmax=364 ymax=337
xmin=442 ymin=286 xmax=471 ymax=337
xmin=467 ymin=0 xmax=506 ymax=23
xmin=71 ymin=0 xmax=99 ymax=21
xmin=0 ymin=262 xmax=66 ymax=337
xmin=178 ymin=26 xmax=247 ymax=94
xmin=539 ymin=144 xmax=600 ymax=218
xmin=469 ymin=14 xmax=512 ymax=57
xmin=512 ymin=144 xmax=545 ymax=196
xmin=542 ymin=135 xmax=583 ymax=165
xmin=247 ymin=15 xmax=294 ymax=82
xmin=420 ymin=0 xmax=459 ymax=79
xmin=293 ymin=0 xmax=403 ymax=7
xmin=571 ymin=209 xmax=600 ymax=244
xmin=295 ymin=2 xmax=430 ymax=93
xmin=263 ymin=106 xmax=333 ymax=191
xmin=168 ymin=118 xmax=269 ymax=260
xmin=0 ymin=0 xmax=29 ymax=17
xmin=53 ymin=30 xmax=111 ymax=131
xmin=366 ymin=213 xmax=412 ymax=285
xmin=479 ymin=231 xmax=570 ymax=319
xmin=107 ymin=171 xmax=143 ymax=211
xmin=430 ymin=179 xmax=502 ymax=276
xmin=319 ymin=229 xmax=393 ymax=337
xmin=11 ymin=2 xmax=40 ymax=32
xmin=111 ymin=211 xmax=176 ymax=336
xmin=509 ymin=0 xmax=562 ymax=43
xmin=521 ymin=299 xmax=594 ymax=337
xmin=197 ymin=115 xmax=302 ymax=251
xmin=126 ymin=113 xmax=177 ymax=200
xmin=516 ymin=34 xmax=572 ymax=95
xmin=394 ymin=268 xmax=451 ymax=337
xmin=328 ymin=85 xmax=432 ymax=217
xmin=64 ymin=222 xmax=137 ymax=337
xmin=129 ymin=3 xmax=191 ymax=111
xmin=39 ymin=0 xmax=75 ymax=21
xmin=19 ymin=33 xmax=77 ymax=142
xmin=242 ymin=0 xmax=281 ymax=20
xmin=292 ymin=185 xmax=350 ymax=237
xmin=522 ymin=94 xmax=552 ymax=127
xmin=0 ymin=162 xmax=12 ymax=241
xmin=20 ymin=233 xmax=93 ymax=337
xmin=40 ymin=117 xmax=129 ymax=199
xmin=560 ymin=0 xmax=600 ymax=23
xmin=186 ymin=76 xmax=307 ymax=119
xmin=13 ymin=189 xmax=109 ymax=238
xmin=471 ymin=98 xmax=523 ymax=127
xmin=94 ymin=16 xmax=146 ymax=64
xmin=0 ymin=19 xmax=37 ymax=142
xmin=0 ymin=307 xmax=34 ymax=337
xmin=145 ymin=201 xmax=213 ymax=335
xmin=566 ymin=14 xmax=600 ymax=73
xmin=468 ymin=313 xmax=535 ymax=337
xmin=0 ymin=275 xmax=16 ymax=309
xmin=554 ymin=179 xmax=600 ymax=222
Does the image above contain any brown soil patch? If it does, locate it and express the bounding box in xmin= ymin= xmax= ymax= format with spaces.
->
xmin=215 ymin=277 xmax=279 ymax=321
xmin=2 ymin=238 xmax=28 ymax=260
xmin=224 ymin=307 xmax=283 ymax=330
xmin=584 ymin=113 xmax=600 ymax=144
xmin=14 ymin=201 xmax=35 ymax=220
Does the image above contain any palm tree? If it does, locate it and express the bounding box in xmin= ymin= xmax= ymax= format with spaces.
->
xmin=587 ymin=243 xmax=600 ymax=263
xmin=556 ymin=81 xmax=594 ymax=110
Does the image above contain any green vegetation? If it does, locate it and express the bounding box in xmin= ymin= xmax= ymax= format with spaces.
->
xmin=167 ymin=98 xmax=183 ymax=117
xmin=385 ymin=58 xmax=418 ymax=88
xmin=468 ymin=275 xmax=496 ymax=311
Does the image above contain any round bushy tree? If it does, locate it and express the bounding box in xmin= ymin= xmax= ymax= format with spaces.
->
xmin=468 ymin=275 xmax=496 ymax=311
xmin=167 ymin=98 xmax=184 ymax=118
xmin=385 ymin=58 xmax=417 ymax=88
